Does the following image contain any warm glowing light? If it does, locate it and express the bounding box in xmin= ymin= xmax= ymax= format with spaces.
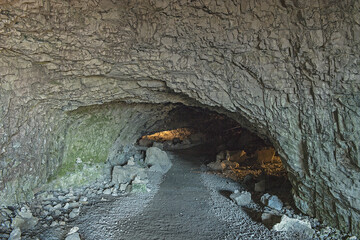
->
xmin=141 ymin=128 xmax=193 ymax=142
xmin=219 ymin=147 xmax=286 ymax=180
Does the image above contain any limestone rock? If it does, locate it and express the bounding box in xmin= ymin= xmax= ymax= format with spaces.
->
xmin=207 ymin=160 xmax=222 ymax=171
xmin=261 ymin=193 xmax=283 ymax=211
xmin=145 ymin=147 xmax=172 ymax=173
xmin=69 ymin=208 xmax=80 ymax=219
xmin=112 ymin=165 xmax=147 ymax=184
xmin=103 ymin=189 xmax=112 ymax=195
xmin=8 ymin=227 xmax=21 ymax=240
xmin=11 ymin=208 xmax=38 ymax=231
xmin=230 ymin=190 xmax=252 ymax=206
xmin=273 ymin=215 xmax=314 ymax=238
xmin=152 ymin=142 xmax=164 ymax=149
xmin=65 ymin=233 xmax=81 ymax=240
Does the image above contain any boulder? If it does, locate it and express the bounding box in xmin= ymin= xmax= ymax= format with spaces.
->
xmin=230 ymin=190 xmax=252 ymax=206
xmin=11 ymin=207 xmax=38 ymax=231
xmin=65 ymin=232 xmax=81 ymax=240
xmin=207 ymin=160 xmax=222 ymax=171
xmin=107 ymin=144 xmax=137 ymax=166
xmin=8 ymin=227 xmax=21 ymax=240
xmin=145 ymin=147 xmax=172 ymax=173
xmin=152 ymin=142 xmax=164 ymax=149
xmin=273 ymin=215 xmax=314 ymax=238
xmin=112 ymin=165 xmax=147 ymax=184
xmin=261 ymin=193 xmax=283 ymax=211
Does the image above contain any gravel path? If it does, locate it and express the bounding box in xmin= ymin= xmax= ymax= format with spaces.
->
xmin=31 ymin=150 xmax=299 ymax=240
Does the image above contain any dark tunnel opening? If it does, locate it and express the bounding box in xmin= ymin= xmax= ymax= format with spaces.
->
xmin=135 ymin=105 xmax=292 ymax=208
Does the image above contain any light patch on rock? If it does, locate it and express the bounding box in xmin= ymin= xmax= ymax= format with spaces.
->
xmin=230 ymin=190 xmax=252 ymax=206
xmin=65 ymin=232 xmax=81 ymax=240
xmin=273 ymin=215 xmax=314 ymax=238
xmin=11 ymin=207 xmax=38 ymax=231
xmin=145 ymin=147 xmax=172 ymax=173
xmin=261 ymin=193 xmax=283 ymax=211
xmin=9 ymin=227 xmax=21 ymax=240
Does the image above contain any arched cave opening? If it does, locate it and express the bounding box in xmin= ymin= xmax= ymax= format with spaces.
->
xmin=134 ymin=105 xmax=291 ymax=204
xmin=1 ymin=102 xmax=344 ymax=239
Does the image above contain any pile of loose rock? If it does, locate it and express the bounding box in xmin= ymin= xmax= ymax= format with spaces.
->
xmin=0 ymin=146 xmax=172 ymax=240
xmin=210 ymin=150 xmax=358 ymax=240
xmin=207 ymin=147 xmax=285 ymax=182
xmin=228 ymin=189 xmax=358 ymax=239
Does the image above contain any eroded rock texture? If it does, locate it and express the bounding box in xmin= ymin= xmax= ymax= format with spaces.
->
xmin=0 ymin=0 xmax=359 ymax=235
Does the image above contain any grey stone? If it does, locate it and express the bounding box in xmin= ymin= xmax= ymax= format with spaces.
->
xmin=152 ymin=142 xmax=164 ymax=149
xmin=8 ymin=227 xmax=21 ymax=240
xmin=11 ymin=209 xmax=38 ymax=231
xmin=261 ymin=194 xmax=283 ymax=211
xmin=53 ymin=203 xmax=62 ymax=209
xmin=54 ymin=210 xmax=62 ymax=216
xmin=273 ymin=215 xmax=314 ymax=238
xmin=112 ymin=165 xmax=147 ymax=184
xmin=103 ymin=189 xmax=112 ymax=195
xmin=120 ymin=183 xmax=129 ymax=192
xmin=43 ymin=205 xmax=53 ymax=211
xmin=50 ymin=221 xmax=59 ymax=227
xmin=145 ymin=147 xmax=172 ymax=173
xmin=230 ymin=190 xmax=252 ymax=206
xmin=68 ymin=202 xmax=80 ymax=209
xmin=65 ymin=232 xmax=81 ymax=240
xmin=69 ymin=208 xmax=80 ymax=219
xmin=207 ymin=160 xmax=222 ymax=171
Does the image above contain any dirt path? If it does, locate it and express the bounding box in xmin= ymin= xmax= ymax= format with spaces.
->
xmin=75 ymin=151 xmax=291 ymax=240
xmin=33 ymin=150 xmax=293 ymax=240
xmin=114 ymin=153 xmax=232 ymax=240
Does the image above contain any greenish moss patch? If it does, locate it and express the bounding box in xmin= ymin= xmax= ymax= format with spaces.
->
xmin=47 ymin=103 xmax=128 ymax=189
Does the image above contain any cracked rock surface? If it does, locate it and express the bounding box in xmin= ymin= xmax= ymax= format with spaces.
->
xmin=0 ymin=0 xmax=359 ymax=236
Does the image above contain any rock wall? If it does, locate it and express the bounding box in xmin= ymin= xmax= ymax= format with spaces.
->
xmin=0 ymin=0 xmax=359 ymax=235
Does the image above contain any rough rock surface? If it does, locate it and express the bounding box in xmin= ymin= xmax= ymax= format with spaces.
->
xmin=261 ymin=193 xmax=284 ymax=211
xmin=0 ymin=0 xmax=359 ymax=235
xmin=111 ymin=165 xmax=147 ymax=185
xmin=145 ymin=147 xmax=172 ymax=173
xmin=230 ymin=190 xmax=252 ymax=206
xmin=273 ymin=215 xmax=314 ymax=238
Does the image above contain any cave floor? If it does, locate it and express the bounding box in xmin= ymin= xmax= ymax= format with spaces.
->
xmin=27 ymin=148 xmax=295 ymax=240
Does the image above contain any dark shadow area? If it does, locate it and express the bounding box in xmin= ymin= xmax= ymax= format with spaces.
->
xmin=136 ymin=105 xmax=291 ymax=200
xmin=218 ymin=190 xmax=233 ymax=200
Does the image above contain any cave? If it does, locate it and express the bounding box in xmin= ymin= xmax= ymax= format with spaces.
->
xmin=0 ymin=0 xmax=359 ymax=239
